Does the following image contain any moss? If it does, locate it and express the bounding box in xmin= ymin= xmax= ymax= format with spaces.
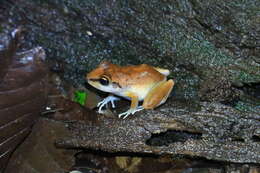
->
xmin=234 ymin=101 xmax=260 ymax=114
xmin=175 ymin=36 xmax=233 ymax=67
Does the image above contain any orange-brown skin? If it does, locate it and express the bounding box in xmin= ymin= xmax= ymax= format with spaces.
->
xmin=87 ymin=62 xmax=165 ymax=88
xmin=86 ymin=61 xmax=174 ymax=118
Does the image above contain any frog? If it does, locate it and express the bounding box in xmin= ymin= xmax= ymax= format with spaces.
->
xmin=86 ymin=61 xmax=174 ymax=119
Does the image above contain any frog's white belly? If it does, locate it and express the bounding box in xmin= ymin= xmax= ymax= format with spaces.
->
xmin=102 ymin=77 xmax=167 ymax=101
xmin=113 ymin=85 xmax=154 ymax=101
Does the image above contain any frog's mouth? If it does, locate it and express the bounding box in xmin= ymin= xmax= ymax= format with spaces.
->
xmin=87 ymin=79 xmax=101 ymax=89
xmin=87 ymin=79 xmax=98 ymax=86
xmin=88 ymin=78 xmax=125 ymax=95
xmin=87 ymin=79 xmax=100 ymax=86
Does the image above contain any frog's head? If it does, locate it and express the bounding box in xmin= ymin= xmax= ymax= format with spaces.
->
xmin=86 ymin=61 xmax=122 ymax=93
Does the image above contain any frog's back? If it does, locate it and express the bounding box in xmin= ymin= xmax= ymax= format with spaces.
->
xmin=118 ymin=64 xmax=165 ymax=84
xmin=114 ymin=64 xmax=166 ymax=100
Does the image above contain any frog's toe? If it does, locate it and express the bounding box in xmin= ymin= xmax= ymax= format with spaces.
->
xmin=118 ymin=111 xmax=128 ymax=118
xmin=111 ymin=97 xmax=119 ymax=108
xmin=97 ymin=100 xmax=104 ymax=107
xmin=98 ymin=104 xmax=105 ymax=113
xmin=97 ymin=95 xmax=120 ymax=113
xmin=119 ymin=107 xmax=144 ymax=119
xmin=136 ymin=106 xmax=144 ymax=112
xmin=122 ymin=114 xmax=130 ymax=119
xmin=97 ymin=100 xmax=108 ymax=113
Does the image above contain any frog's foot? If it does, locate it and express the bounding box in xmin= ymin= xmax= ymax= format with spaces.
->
xmin=118 ymin=106 xmax=144 ymax=119
xmin=97 ymin=95 xmax=120 ymax=113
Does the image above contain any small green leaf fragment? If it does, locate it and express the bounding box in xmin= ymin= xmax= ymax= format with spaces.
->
xmin=73 ymin=90 xmax=88 ymax=106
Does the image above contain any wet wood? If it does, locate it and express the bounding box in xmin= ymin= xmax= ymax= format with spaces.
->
xmin=0 ymin=28 xmax=48 ymax=172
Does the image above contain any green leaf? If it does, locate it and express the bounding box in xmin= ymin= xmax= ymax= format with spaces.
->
xmin=73 ymin=90 xmax=88 ymax=106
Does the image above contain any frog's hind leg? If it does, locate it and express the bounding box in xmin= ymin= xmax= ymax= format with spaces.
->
xmin=142 ymin=79 xmax=174 ymax=109
xmin=153 ymin=67 xmax=170 ymax=76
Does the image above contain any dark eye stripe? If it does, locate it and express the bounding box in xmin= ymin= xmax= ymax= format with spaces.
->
xmin=112 ymin=82 xmax=122 ymax=88
xmin=89 ymin=79 xmax=100 ymax=82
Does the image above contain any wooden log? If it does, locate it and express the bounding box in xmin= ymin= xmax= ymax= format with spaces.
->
xmin=55 ymin=99 xmax=260 ymax=163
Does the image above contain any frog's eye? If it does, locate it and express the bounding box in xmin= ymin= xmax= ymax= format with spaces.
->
xmin=99 ymin=76 xmax=109 ymax=86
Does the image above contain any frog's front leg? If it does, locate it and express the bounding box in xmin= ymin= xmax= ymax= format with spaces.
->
xmin=97 ymin=95 xmax=120 ymax=113
xmin=143 ymin=79 xmax=174 ymax=109
xmin=118 ymin=92 xmax=143 ymax=119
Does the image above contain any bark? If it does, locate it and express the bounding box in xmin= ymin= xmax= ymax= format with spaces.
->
xmin=55 ymin=99 xmax=260 ymax=163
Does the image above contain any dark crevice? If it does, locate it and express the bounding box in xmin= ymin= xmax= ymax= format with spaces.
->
xmin=220 ymin=96 xmax=240 ymax=107
xmin=194 ymin=17 xmax=221 ymax=34
xmin=220 ymin=82 xmax=260 ymax=110
xmin=252 ymin=135 xmax=260 ymax=142
xmin=146 ymin=130 xmax=202 ymax=146
xmin=234 ymin=82 xmax=260 ymax=99
xmin=74 ymin=149 xmax=159 ymax=159
xmin=232 ymin=138 xmax=245 ymax=142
